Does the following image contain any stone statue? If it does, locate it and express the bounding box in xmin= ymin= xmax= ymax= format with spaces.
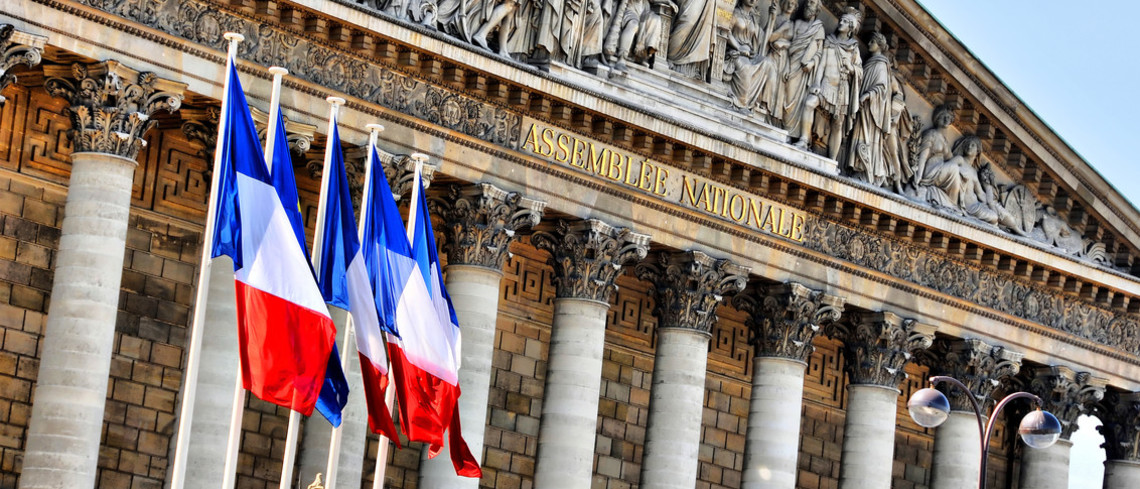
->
xmin=724 ymin=0 xmax=773 ymax=107
xmin=753 ymin=0 xmax=797 ymax=123
xmin=780 ymin=0 xmax=825 ymax=140
xmin=534 ymin=0 xmax=564 ymax=66
xmin=911 ymin=104 xmax=955 ymax=189
xmin=1034 ymin=205 xmax=1084 ymax=254
xmin=668 ymin=0 xmax=715 ymax=67
xmin=534 ymin=0 xmax=605 ymax=67
xmin=847 ymin=31 xmax=891 ymax=186
xmin=470 ymin=0 xmax=537 ymax=57
xmin=883 ymin=68 xmax=914 ymax=193
xmin=916 ymin=133 xmax=973 ymax=210
xmin=602 ymin=0 xmax=650 ymax=70
xmin=794 ymin=7 xmax=862 ymax=160
xmin=436 ymin=0 xmax=478 ymax=41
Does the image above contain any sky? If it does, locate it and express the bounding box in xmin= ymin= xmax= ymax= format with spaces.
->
xmin=917 ymin=0 xmax=1140 ymax=211
xmin=914 ymin=2 xmax=1136 ymax=486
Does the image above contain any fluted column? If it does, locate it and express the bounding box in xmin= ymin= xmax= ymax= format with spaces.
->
xmin=830 ymin=312 xmax=933 ymax=489
xmin=417 ymin=183 xmax=545 ymax=488
xmin=0 ymin=24 xmax=45 ymax=105
xmin=530 ymin=220 xmax=650 ymax=488
xmin=1019 ymin=366 xmax=1105 ymax=489
xmin=1099 ymin=391 xmax=1140 ymax=488
xmin=20 ymin=62 xmax=183 ymax=489
xmin=924 ymin=339 xmax=1022 ymax=489
xmin=636 ymin=251 xmax=749 ymax=489
xmin=732 ymin=283 xmax=844 ymax=489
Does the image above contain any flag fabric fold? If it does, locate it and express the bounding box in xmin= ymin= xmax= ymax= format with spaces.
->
xmin=210 ymin=61 xmax=336 ymax=416
xmin=315 ymin=131 xmax=399 ymax=440
xmin=385 ymin=167 xmax=482 ymax=478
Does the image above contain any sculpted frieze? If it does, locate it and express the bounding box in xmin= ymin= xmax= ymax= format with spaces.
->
xmin=62 ymin=0 xmax=1140 ymax=354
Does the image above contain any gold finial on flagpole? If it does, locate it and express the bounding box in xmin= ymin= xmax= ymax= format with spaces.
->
xmin=306 ymin=473 xmax=324 ymax=489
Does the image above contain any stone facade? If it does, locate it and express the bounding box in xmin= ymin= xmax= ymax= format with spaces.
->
xmin=1 ymin=0 xmax=1139 ymax=488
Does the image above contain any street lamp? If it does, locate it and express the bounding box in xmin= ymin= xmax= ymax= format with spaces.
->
xmin=906 ymin=375 xmax=1062 ymax=489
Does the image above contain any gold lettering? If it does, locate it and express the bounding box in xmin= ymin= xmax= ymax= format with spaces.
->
xmin=760 ymin=204 xmax=776 ymax=232
xmin=588 ymin=143 xmax=607 ymax=174
xmin=554 ymin=133 xmax=571 ymax=163
xmin=790 ymin=214 xmax=805 ymax=241
xmin=638 ymin=161 xmax=655 ymax=191
xmin=522 ymin=124 xmax=541 ymax=153
xmin=682 ymin=175 xmax=701 ymax=206
xmin=606 ymin=150 xmax=624 ymax=181
xmin=698 ymin=183 xmax=714 ymax=212
xmin=540 ymin=128 xmax=555 ymax=157
xmin=728 ymin=194 xmax=745 ymax=222
xmin=623 ymin=155 xmax=639 ymax=185
xmin=654 ymin=167 xmax=669 ymax=196
xmin=717 ymin=187 xmax=730 ymax=217
xmin=777 ymin=208 xmax=792 ymax=237
xmin=746 ymin=198 xmax=763 ymax=226
xmin=570 ymin=139 xmax=587 ymax=168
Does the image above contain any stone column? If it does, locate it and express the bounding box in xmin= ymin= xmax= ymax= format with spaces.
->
xmin=530 ymin=220 xmax=650 ymax=488
xmin=635 ymin=251 xmax=749 ymax=489
xmin=0 ymin=24 xmax=46 ymax=105
xmin=20 ymin=61 xmax=183 ymax=489
xmin=1098 ymin=391 xmax=1140 ymax=489
xmin=731 ymin=283 xmax=844 ymax=489
xmin=1019 ymin=366 xmax=1106 ymax=489
xmin=831 ymin=312 xmax=933 ymax=489
xmin=925 ymin=339 xmax=1023 ymax=489
xmin=417 ymin=183 xmax=545 ymax=488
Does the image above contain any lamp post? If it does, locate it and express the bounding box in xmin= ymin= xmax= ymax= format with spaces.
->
xmin=907 ymin=375 xmax=1063 ymax=489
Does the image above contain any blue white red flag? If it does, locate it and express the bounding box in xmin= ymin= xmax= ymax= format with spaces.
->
xmin=314 ymin=130 xmax=399 ymax=439
xmin=386 ymin=167 xmax=481 ymax=478
xmin=210 ymin=61 xmax=336 ymax=415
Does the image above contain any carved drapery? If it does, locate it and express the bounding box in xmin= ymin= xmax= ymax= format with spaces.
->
xmin=828 ymin=311 xmax=932 ymax=388
xmin=1026 ymin=366 xmax=1106 ymax=440
xmin=43 ymin=61 xmax=185 ymax=160
xmin=1099 ymin=391 xmax=1140 ymax=462
xmin=0 ymin=24 xmax=46 ymax=105
xmin=531 ymin=219 xmax=651 ymax=302
xmin=635 ymin=250 xmax=749 ymax=334
xmin=732 ymin=282 xmax=845 ymax=362
xmin=919 ymin=338 xmax=1023 ymax=412
xmin=431 ymin=183 xmax=546 ymax=269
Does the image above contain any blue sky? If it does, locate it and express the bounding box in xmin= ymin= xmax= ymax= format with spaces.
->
xmin=915 ymin=2 xmax=1136 ymax=486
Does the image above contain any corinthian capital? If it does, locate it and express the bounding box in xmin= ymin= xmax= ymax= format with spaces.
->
xmin=1099 ymin=391 xmax=1140 ymax=462
xmin=44 ymin=61 xmax=186 ymax=159
xmin=0 ymin=24 xmax=46 ymax=105
xmin=431 ymin=183 xmax=546 ymax=269
xmin=923 ymin=338 xmax=1023 ymax=412
xmin=732 ymin=282 xmax=845 ymax=362
xmin=635 ymin=251 xmax=749 ymax=334
xmin=531 ymin=219 xmax=651 ymax=302
xmin=1026 ymin=366 xmax=1106 ymax=440
xmin=382 ymin=153 xmax=436 ymax=200
xmin=831 ymin=311 xmax=933 ymax=388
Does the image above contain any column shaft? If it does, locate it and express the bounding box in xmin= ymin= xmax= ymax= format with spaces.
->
xmin=418 ymin=265 xmax=504 ymax=488
xmin=742 ymin=357 xmax=806 ymax=489
xmin=534 ymin=298 xmax=611 ymax=488
xmin=1104 ymin=460 xmax=1140 ymax=489
xmin=181 ymin=258 xmax=241 ymax=489
xmin=641 ymin=327 xmax=711 ymax=489
xmin=1019 ymin=438 xmax=1071 ymax=489
xmin=838 ymin=385 xmax=899 ymax=489
xmin=931 ymin=412 xmax=982 ymax=489
xmin=298 ymin=308 xmax=369 ymax=488
xmin=20 ymin=152 xmax=137 ymax=488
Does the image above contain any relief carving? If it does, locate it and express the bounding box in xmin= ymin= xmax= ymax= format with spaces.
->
xmin=732 ymin=281 xmax=845 ymax=362
xmin=827 ymin=311 xmax=931 ymax=388
xmin=431 ymin=182 xmax=546 ymax=269
xmin=634 ymin=250 xmax=749 ymax=334
xmin=918 ymin=338 xmax=1023 ymax=412
xmin=1026 ymin=366 xmax=1106 ymax=440
xmin=793 ymin=6 xmax=861 ymax=160
xmin=531 ymin=219 xmax=651 ymax=302
xmin=0 ymin=24 xmax=46 ymax=105
xmin=43 ymin=61 xmax=185 ymax=160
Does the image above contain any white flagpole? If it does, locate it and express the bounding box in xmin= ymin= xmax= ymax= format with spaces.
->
xmin=169 ymin=31 xmax=243 ymax=489
xmin=279 ymin=95 xmax=346 ymax=489
xmin=371 ymin=375 xmax=398 ymax=489
xmin=324 ymin=123 xmax=384 ymax=488
xmin=218 ymin=64 xmax=292 ymax=489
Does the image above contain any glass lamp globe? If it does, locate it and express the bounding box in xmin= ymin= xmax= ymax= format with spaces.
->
xmin=1018 ymin=409 xmax=1062 ymax=449
xmin=907 ymin=387 xmax=951 ymax=428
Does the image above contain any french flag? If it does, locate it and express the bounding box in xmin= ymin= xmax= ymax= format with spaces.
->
xmin=210 ymin=61 xmax=336 ymax=415
xmin=315 ymin=130 xmax=399 ymax=440
xmin=386 ymin=166 xmax=481 ymax=478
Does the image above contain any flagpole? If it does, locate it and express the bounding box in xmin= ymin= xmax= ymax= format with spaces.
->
xmin=169 ymin=32 xmax=243 ymax=489
xmin=371 ymin=379 xmax=397 ymax=489
xmin=322 ymin=123 xmax=384 ymax=488
xmin=278 ymin=95 xmax=345 ymax=489
xmin=263 ymin=66 xmax=289 ymax=173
